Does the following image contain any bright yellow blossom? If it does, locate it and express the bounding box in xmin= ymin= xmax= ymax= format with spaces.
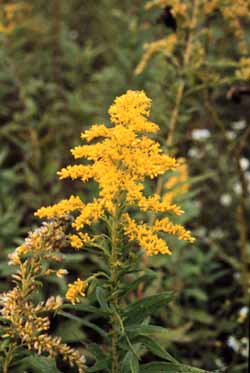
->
xmin=66 ymin=278 xmax=88 ymax=304
xmin=154 ymin=217 xmax=194 ymax=242
xmin=36 ymin=195 xmax=84 ymax=219
xmin=123 ymin=213 xmax=171 ymax=256
xmin=70 ymin=233 xmax=91 ymax=249
xmin=35 ymin=90 xmax=194 ymax=256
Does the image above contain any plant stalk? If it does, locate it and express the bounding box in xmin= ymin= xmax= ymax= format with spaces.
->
xmin=149 ymin=0 xmax=200 ymax=227
xmin=3 ymin=345 xmax=15 ymax=373
xmin=110 ymin=206 xmax=120 ymax=373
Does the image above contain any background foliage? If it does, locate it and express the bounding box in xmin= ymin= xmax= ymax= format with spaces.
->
xmin=0 ymin=0 xmax=249 ymax=372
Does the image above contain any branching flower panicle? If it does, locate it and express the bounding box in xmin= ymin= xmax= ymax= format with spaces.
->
xmin=0 ymin=221 xmax=85 ymax=372
xmin=2 ymin=90 xmax=195 ymax=372
xmin=36 ymin=90 xmax=194 ymax=259
xmin=138 ymin=0 xmax=249 ymax=75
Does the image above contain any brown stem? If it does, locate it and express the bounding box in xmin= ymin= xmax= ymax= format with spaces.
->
xmin=149 ymin=0 xmax=200 ymax=227
xmin=165 ymin=0 xmax=200 ymax=147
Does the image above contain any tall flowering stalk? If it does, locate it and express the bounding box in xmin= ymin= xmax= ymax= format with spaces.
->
xmin=0 ymin=220 xmax=85 ymax=372
xmin=1 ymin=91 xmax=201 ymax=372
xmin=136 ymin=0 xmax=250 ymax=301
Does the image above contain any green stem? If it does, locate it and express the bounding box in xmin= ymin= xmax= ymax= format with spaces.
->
xmin=3 ymin=345 xmax=16 ymax=373
xmin=110 ymin=206 xmax=120 ymax=373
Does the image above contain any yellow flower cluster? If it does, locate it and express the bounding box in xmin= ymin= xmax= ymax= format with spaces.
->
xmin=66 ymin=278 xmax=88 ymax=304
xmin=154 ymin=217 xmax=194 ymax=242
xmin=164 ymin=158 xmax=189 ymax=202
xmin=236 ymin=58 xmax=250 ymax=81
xmin=70 ymin=233 xmax=91 ymax=249
xmin=145 ymin=0 xmax=187 ymax=16
xmin=141 ymin=0 xmax=249 ymax=79
xmin=124 ymin=213 xmax=171 ymax=256
xmin=124 ymin=211 xmax=194 ymax=257
xmin=135 ymin=34 xmax=177 ymax=75
xmin=35 ymin=195 xmax=84 ymax=219
xmin=204 ymin=0 xmax=250 ymax=54
xmin=0 ymin=2 xmax=31 ymax=34
xmin=0 ymin=221 xmax=85 ymax=372
xmin=36 ymin=90 xmax=194 ymax=256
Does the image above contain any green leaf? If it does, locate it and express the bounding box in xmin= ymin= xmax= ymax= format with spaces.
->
xmin=55 ymin=320 xmax=86 ymax=342
xmin=96 ymin=286 xmax=110 ymax=312
xmin=119 ymin=272 xmax=155 ymax=297
xmin=58 ymin=310 xmax=108 ymax=339
xmin=86 ymin=358 xmax=110 ymax=372
xmin=135 ymin=335 xmax=178 ymax=363
xmin=129 ymin=352 xmax=140 ymax=373
xmin=88 ymin=343 xmax=106 ymax=360
xmin=140 ymin=362 xmax=210 ymax=373
xmin=13 ymin=355 xmax=61 ymax=373
xmin=121 ymin=351 xmax=140 ymax=373
xmin=126 ymin=325 xmax=169 ymax=339
xmin=124 ymin=292 xmax=173 ymax=325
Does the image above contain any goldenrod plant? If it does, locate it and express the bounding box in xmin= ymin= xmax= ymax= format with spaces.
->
xmin=134 ymin=1 xmax=250 ymax=370
xmin=0 ymin=1 xmax=249 ymax=372
xmin=0 ymin=91 xmax=211 ymax=373
xmin=0 ymin=220 xmax=85 ymax=372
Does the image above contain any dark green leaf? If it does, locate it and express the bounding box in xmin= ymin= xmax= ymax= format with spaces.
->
xmin=86 ymin=358 xmax=110 ymax=372
xmin=126 ymin=325 xmax=169 ymax=339
xmin=124 ymin=292 xmax=173 ymax=325
xmin=96 ymin=286 xmax=110 ymax=312
xmin=140 ymin=362 xmax=210 ymax=373
xmin=135 ymin=335 xmax=178 ymax=363
xmin=14 ymin=355 xmax=61 ymax=373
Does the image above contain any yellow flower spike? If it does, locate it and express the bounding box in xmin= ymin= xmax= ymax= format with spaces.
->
xmin=58 ymin=165 xmax=93 ymax=182
xmin=81 ymin=124 xmax=111 ymax=142
xmin=70 ymin=233 xmax=91 ymax=250
xmin=123 ymin=213 xmax=171 ymax=256
xmin=70 ymin=234 xmax=83 ymax=249
xmin=0 ymin=221 xmax=86 ymax=372
xmin=164 ymin=158 xmax=189 ymax=203
xmin=35 ymin=90 xmax=193 ymax=257
xmin=154 ymin=218 xmax=195 ymax=243
xmin=66 ymin=278 xmax=88 ymax=304
xmin=135 ymin=35 xmax=177 ymax=75
xmin=35 ymin=195 xmax=84 ymax=219
xmin=108 ymin=90 xmax=159 ymax=133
